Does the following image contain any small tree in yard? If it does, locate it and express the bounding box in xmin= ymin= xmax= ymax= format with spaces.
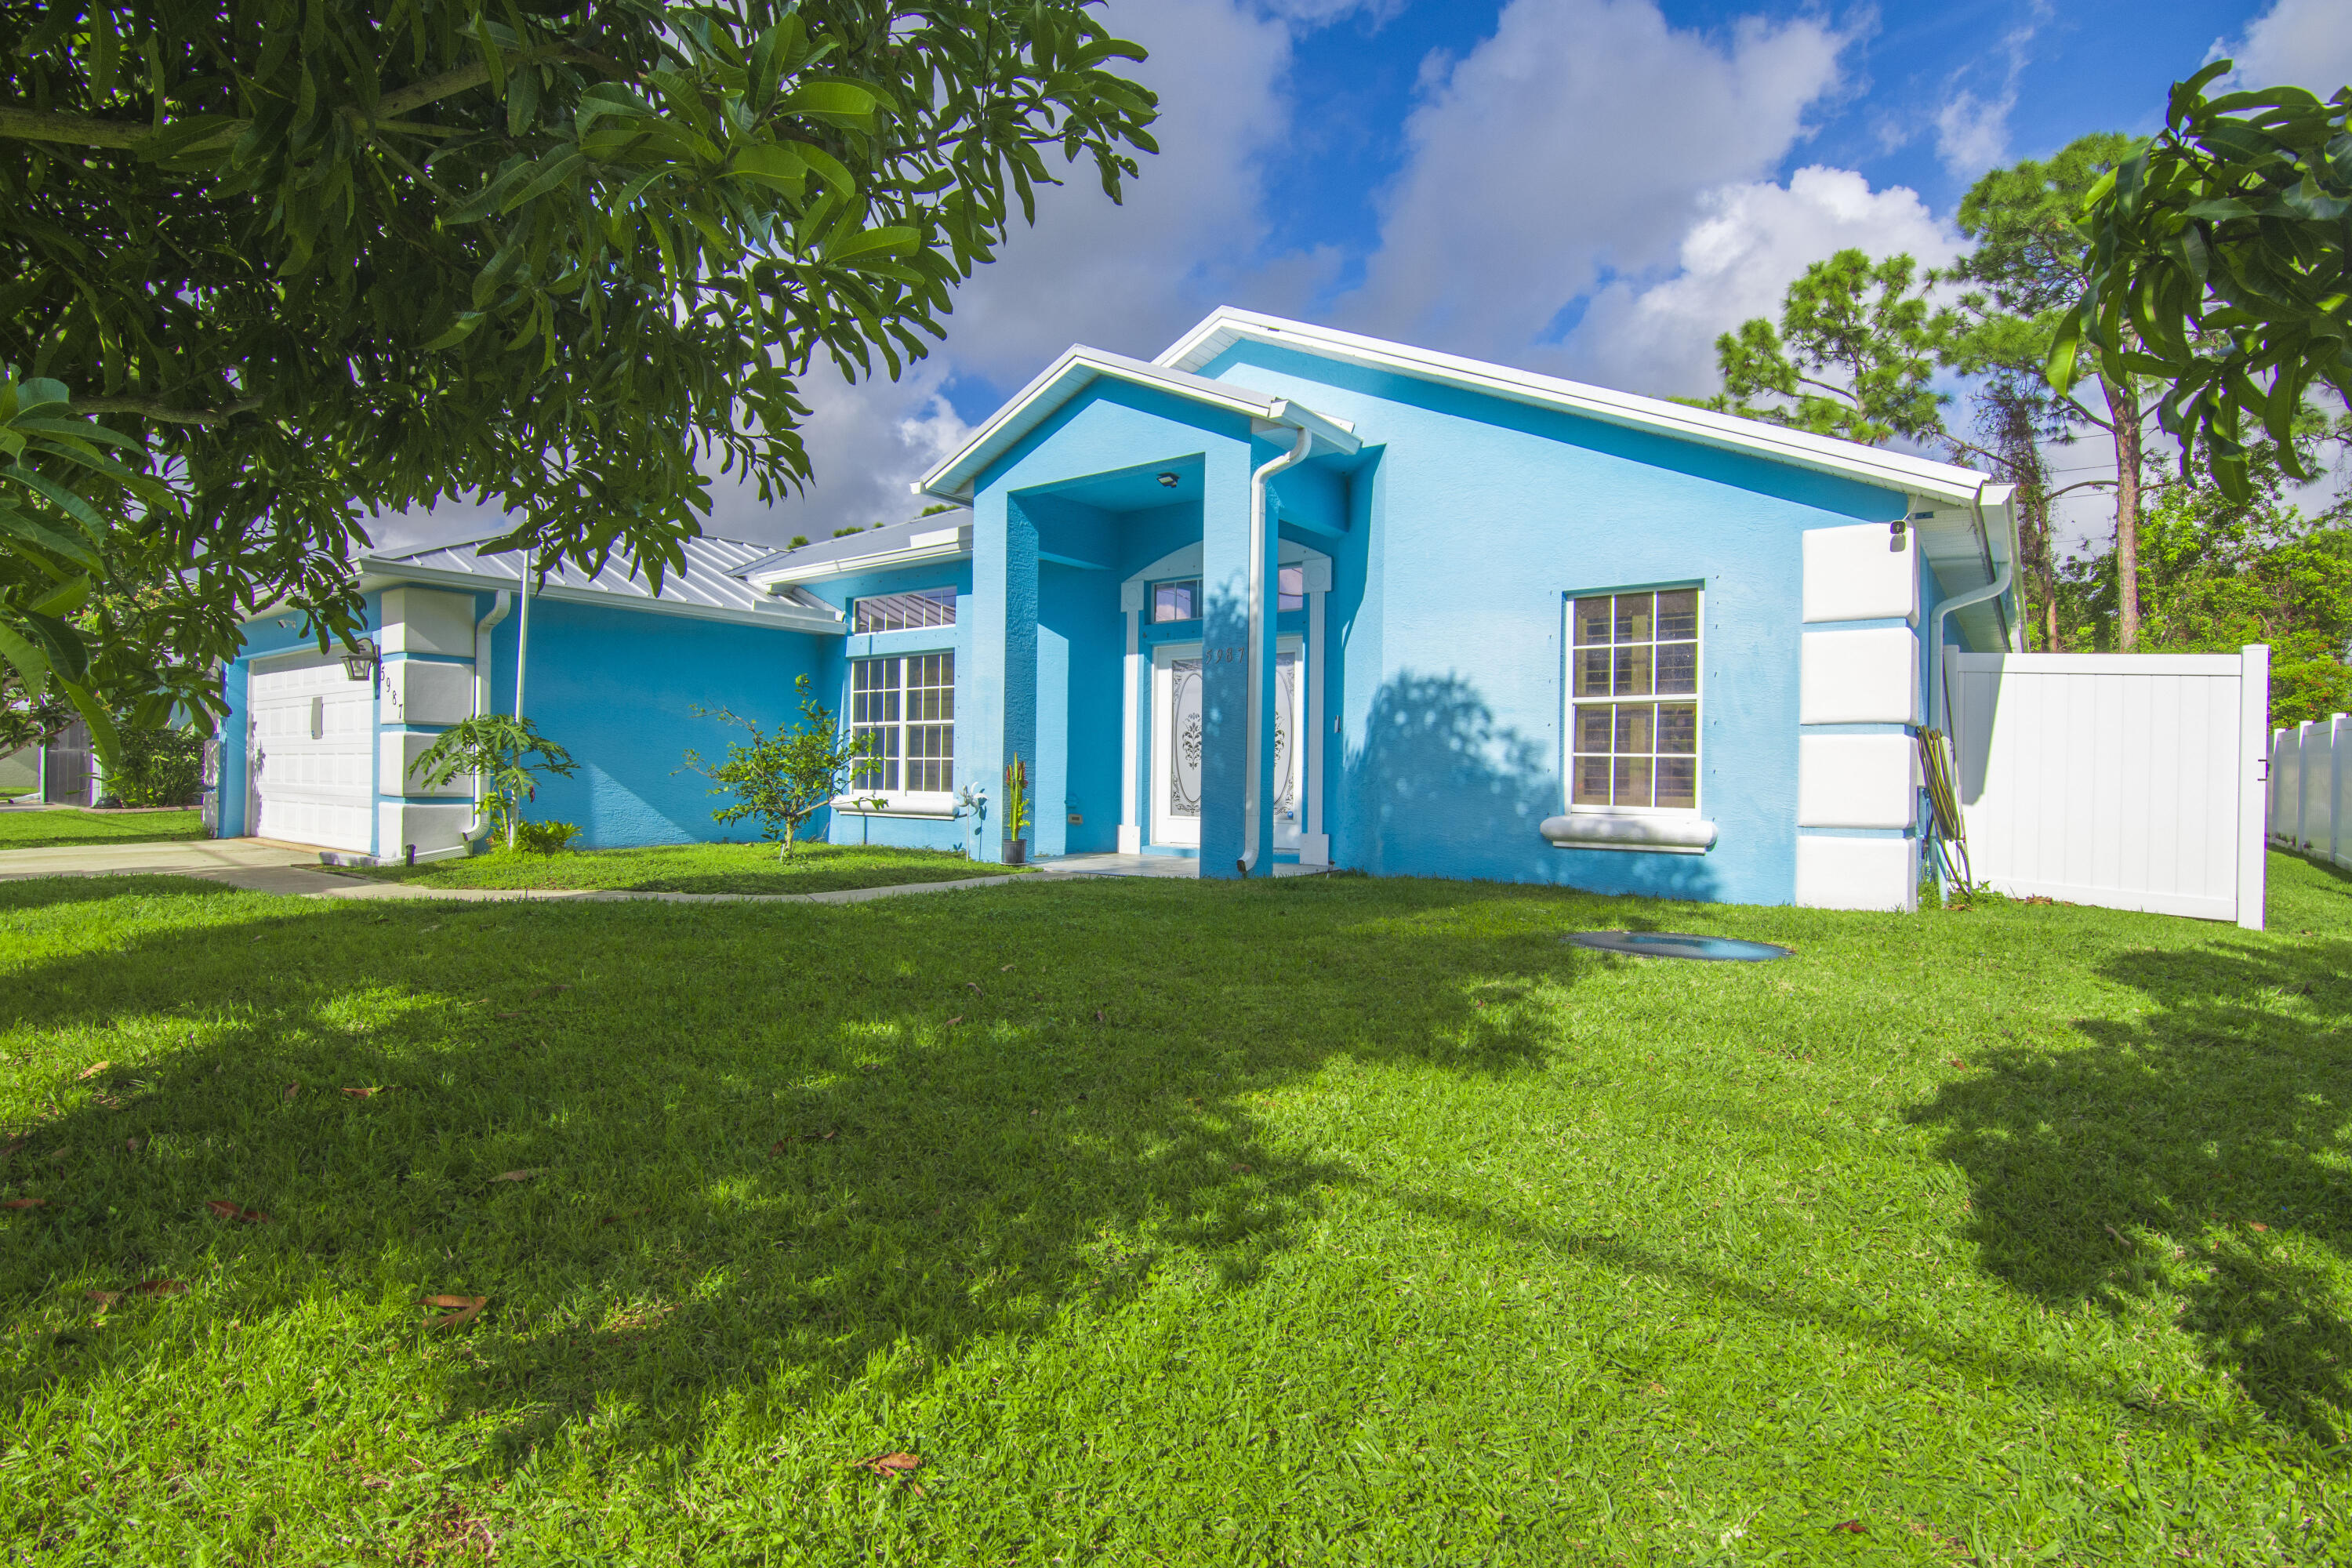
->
xmin=410 ymin=715 xmax=577 ymax=851
xmin=684 ymin=676 xmax=869 ymax=859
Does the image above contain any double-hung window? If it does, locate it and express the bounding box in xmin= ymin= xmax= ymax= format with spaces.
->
xmin=850 ymin=653 xmax=954 ymax=800
xmin=1570 ymin=588 xmax=1700 ymax=811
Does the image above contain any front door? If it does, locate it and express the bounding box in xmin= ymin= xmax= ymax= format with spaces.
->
xmin=1151 ymin=645 xmax=1204 ymax=847
xmin=1149 ymin=639 xmax=1304 ymax=851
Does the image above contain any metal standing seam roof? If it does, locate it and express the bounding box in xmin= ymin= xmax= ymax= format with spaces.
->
xmin=357 ymin=534 xmax=846 ymax=633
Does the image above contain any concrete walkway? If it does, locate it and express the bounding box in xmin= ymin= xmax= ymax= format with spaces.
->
xmin=0 ymin=839 xmax=1327 ymax=905
xmin=0 ymin=837 xmax=1045 ymax=907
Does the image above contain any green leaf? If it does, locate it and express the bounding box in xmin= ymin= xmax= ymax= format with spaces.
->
xmin=57 ymin=680 xmax=122 ymax=772
xmin=0 ymin=620 xmax=53 ymax=691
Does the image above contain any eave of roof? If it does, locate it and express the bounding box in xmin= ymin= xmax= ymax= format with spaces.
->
xmin=914 ymin=345 xmax=1356 ymax=502
xmin=741 ymin=517 xmax=973 ymax=586
xmin=1159 ymin=307 xmax=2011 ymax=513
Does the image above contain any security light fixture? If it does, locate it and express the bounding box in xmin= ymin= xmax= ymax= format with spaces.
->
xmin=1157 ymin=471 xmax=1179 ymax=488
xmin=342 ymin=638 xmax=379 ymax=682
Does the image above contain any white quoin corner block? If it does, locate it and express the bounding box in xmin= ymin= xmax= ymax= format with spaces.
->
xmin=379 ymin=731 xmax=471 ymax=798
xmin=1800 ymin=628 xmax=1921 ymax=725
xmin=377 ymin=800 xmax=473 ymax=859
xmin=382 ymin=658 xmax=474 ymax=726
xmin=1798 ymin=734 xmax=1920 ymax=829
xmin=378 ymin=586 xmax=477 ymax=658
xmin=1795 ymin=833 xmax=1918 ymax=912
xmin=1802 ymin=521 xmax=1918 ymax=624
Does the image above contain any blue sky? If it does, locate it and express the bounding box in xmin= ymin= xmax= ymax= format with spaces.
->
xmin=379 ymin=0 xmax=2352 ymax=555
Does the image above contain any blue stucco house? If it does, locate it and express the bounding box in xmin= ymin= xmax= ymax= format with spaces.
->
xmin=213 ymin=308 xmax=2022 ymax=912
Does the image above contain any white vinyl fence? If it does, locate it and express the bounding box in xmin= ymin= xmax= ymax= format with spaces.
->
xmin=2270 ymin=713 xmax=2352 ymax=866
xmin=1945 ymin=646 xmax=2270 ymax=928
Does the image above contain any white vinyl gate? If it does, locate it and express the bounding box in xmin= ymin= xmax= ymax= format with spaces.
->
xmin=248 ymin=652 xmax=375 ymax=853
xmin=1944 ymin=647 xmax=2270 ymax=928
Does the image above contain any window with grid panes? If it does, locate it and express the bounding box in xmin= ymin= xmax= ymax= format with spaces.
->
xmin=850 ymin=653 xmax=954 ymax=796
xmin=1570 ymin=589 xmax=1699 ymax=811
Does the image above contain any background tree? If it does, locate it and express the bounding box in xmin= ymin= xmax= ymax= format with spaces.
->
xmin=1704 ymin=249 xmax=1951 ymax=446
xmin=1944 ymin=132 xmax=2154 ymax=647
xmin=2053 ymin=419 xmax=2352 ymax=723
xmin=2054 ymin=64 xmax=2352 ymax=505
xmin=0 ymin=2 xmax=1158 ymax=730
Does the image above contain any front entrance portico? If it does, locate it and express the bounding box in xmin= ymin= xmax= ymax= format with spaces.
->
xmin=937 ymin=347 xmax=1360 ymax=877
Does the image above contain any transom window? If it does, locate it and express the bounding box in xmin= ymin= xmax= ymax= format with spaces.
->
xmin=1570 ymin=589 xmax=1700 ymax=811
xmin=851 ymin=653 xmax=954 ymax=795
xmin=854 ymin=587 xmax=956 ymax=633
xmin=1278 ymin=564 xmax=1305 ymax=612
xmin=1152 ymin=579 xmax=1200 ymax=622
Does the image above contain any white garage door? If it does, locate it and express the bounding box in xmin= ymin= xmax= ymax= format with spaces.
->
xmin=249 ymin=653 xmax=374 ymax=852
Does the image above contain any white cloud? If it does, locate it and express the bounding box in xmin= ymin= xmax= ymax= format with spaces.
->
xmin=1928 ymin=5 xmax=2044 ymax=180
xmin=924 ymin=0 xmax=1309 ymax=383
xmin=1334 ymin=0 xmax=1854 ymax=362
xmin=2222 ymin=0 xmax=2352 ymax=97
xmin=1562 ymin=165 xmax=1962 ymax=398
xmin=1933 ymin=89 xmax=2013 ymax=179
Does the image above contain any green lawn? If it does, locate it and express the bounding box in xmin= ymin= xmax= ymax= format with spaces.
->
xmin=0 ymin=808 xmax=206 ymax=850
xmin=3 ymin=857 xmax=2350 ymax=1563
xmin=363 ymin=840 xmax=1026 ymax=895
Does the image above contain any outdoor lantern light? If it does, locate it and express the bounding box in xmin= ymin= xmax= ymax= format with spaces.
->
xmin=342 ymin=638 xmax=379 ymax=682
xmin=1157 ymin=471 xmax=1179 ymax=488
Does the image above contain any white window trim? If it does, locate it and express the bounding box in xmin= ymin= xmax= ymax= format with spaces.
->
xmin=1563 ymin=585 xmax=1704 ymax=818
xmin=842 ymin=651 xmax=957 ymax=812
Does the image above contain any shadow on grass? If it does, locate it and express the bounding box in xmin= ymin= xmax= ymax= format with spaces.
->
xmin=0 ymin=873 xmax=1582 ymax=1476
xmin=1910 ymin=932 xmax=2352 ymax=1443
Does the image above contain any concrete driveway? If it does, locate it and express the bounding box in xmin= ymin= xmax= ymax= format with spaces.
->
xmin=0 ymin=837 xmax=325 ymax=881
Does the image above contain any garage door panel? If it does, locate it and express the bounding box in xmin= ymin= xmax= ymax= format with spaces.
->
xmin=249 ymin=655 xmax=374 ymax=853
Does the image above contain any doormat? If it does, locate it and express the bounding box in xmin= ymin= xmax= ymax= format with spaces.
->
xmin=1564 ymin=931 xmax=1795 ymax=962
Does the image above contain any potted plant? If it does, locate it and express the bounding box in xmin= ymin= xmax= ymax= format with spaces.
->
xmin=1002 ymin=753 xmax=1031 ymax=865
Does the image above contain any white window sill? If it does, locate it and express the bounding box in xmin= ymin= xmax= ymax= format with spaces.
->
xmin=832 ymin=798 xmax=960 ymax=821
xmin=1539 ymin=812 xmax=1718 ymax=855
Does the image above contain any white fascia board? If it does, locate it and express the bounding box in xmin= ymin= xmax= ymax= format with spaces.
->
xmin=743 ymin=532 xmax=973 ymax=586
xmin=913 ymin=344 xmax=1354 ymax=501
xmin=1157 ymin=307 xmax=2005 ymax=510
xmin=351 ymin=561 xmax=848 ymax=635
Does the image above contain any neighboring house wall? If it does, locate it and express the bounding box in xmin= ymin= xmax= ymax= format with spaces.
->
xmin=0 ymin=745 xmax=36 ymax=797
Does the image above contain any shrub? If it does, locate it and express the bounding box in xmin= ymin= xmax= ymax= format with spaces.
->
xmin=512 ymin=820 xmax=582 ymax=855
xmin=681 ymin=675 xmax=869 ymax=859
xmin=408 ymin=715 xmax=577 ymax=850
xmin=111 ymin=726 xmax=205 ymax=807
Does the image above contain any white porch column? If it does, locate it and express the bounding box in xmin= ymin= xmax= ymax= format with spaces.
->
xmin=1301 ymin=557 xmax=1330 ymax=866
xmin=1119 ymin=582 xmax=1144 ymax=853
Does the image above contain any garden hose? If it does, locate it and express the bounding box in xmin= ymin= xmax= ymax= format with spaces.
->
xmin=1917 ymin=726 xmax=1973 ymax=887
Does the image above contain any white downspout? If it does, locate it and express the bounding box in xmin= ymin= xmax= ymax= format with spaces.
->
xmin=1240 ymin=424 xmax=1315 ymax=877
xmin=461 ymin=590 xmax=514 ymax=845
xmin=1926 ymin=477 xmax=2009 ymax=735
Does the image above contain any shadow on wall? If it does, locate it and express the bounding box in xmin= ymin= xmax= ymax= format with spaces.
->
xmin=1344 ymin=670 xmax=1719 ymax=900
xmin=1909 ymin=897 xmax=2352 ymax=1443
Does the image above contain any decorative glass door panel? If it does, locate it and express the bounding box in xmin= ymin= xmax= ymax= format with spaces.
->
xmin=1149 ymin=639 xmax=1305 ymax=851
xmin=1152 ymin=648 xmax=1204 ymax=846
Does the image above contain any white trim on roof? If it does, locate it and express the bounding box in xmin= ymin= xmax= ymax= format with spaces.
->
xmin=914 ymin=345 xmax=1356 ymax=501
xmin=1157 ymin=307 xmax=2011 ymax=513
xmin=743 ymin=525 xmax=974 ymax=586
